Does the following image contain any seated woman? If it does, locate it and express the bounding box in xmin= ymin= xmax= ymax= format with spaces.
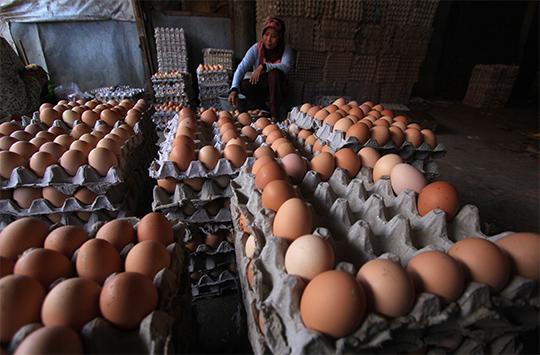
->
xmin=228 ymin=17 xmax=293 ymax=121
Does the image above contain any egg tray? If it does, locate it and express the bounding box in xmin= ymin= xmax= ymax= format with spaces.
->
xmin=159 ymin=205 xmax=232 ymax=224
xmin=152 ymin=111 xmax=177 ymax=130
xmin=152 ymin=179 xmax=233 ymax=210
xmin=288 ymin=107 xmax=446 ymax=161
xmin=191 ymin=268 xmax=239 ymax=300
xmin=228 ymin=169 xmax=539 ymax=355
xmin=188 ymin=246 xmax=236 ymax=274
xmin=6 ymin=218 xmax=190 ymax=355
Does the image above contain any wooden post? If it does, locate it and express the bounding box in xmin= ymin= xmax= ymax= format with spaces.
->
xmin=131 ymin=0 xmax=154 ymax=98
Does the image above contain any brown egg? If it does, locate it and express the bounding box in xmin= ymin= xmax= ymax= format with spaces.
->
xmin=0 ymin=274 xmax=46 ymax=342
xmin=0 ymin=122 xmax=20 ymax=136
xmin=270 ymin=137 xmax=288 ymax=151
xmin=88 ymin=147 xmax=118 ymax=176
xmin=304 ymin=135 xmax=316 ymax=147
xmin=373 ymin=118 xmax=390 ymax=127
xmin=100 ymin=109 xmax=120 ymax=127
xmin=10 ymin=130 xmax=33 ymax=142
xmin=392 ymin=121 xmax=407 ymax=131
xmin=14 ymin=248 xmax=73 ymax=287
xmin=335 ymin=148 xmax=361 ymax=178
xmin=29 ymin=136 xmax=48 ymax=148
xmin=172 ymin=135 xmax=195 ymax=149
xmin=137 ymin=212 xmax=173 ymax=245
xmin=42 ymin=186 xmax=69 ymax=208
xmin=420 ymin=129 xmax=437 ymax=149
xmin=44 ymin=226 xmax=89 ymax=258
xmin=449 ymin=237 xmax=510 ymax=292
xmin=306 ymin=106 xmax=320 ymax=117
xmin=276 ymin=143 xmax=296 ymax=158
xmin=312 ymin=140 xmax=325 ymax=153
xmin=200 ymin=109 xmax=217 ymax=126
xmin=300 ymin=270 xmax=366 ymax=338
xmin=0 ymin=136 xmax=18 ymax=151
xmin=125 ymin=114 xmax=140 ymax=127
xmin=261 ymin=180 xmax=297 ymax=212
xmin=28 ymin=151 xmax=56 ymax=177
xmin=96 ymin=219 xmax=135 ymax=251
xmin=407 ymin=123 xmax=421 ymax=130
xmin=300 ymin=103 xmax=312 ymax=113
xmin=35 ymin=130 xmax=55 ymax=141
xmin=358 ymin=147 xmax=380 ymax=168
xmin=72 ymin=106 xmax=86 ymax=115
xmin=255 ymin=161 xmax=287 ymax=190
xmin=0 ymin=256 xmax=15 ymax=278
xmin=76 ymin=239 xmax=121 ymax=284
xmin=359 ymin=118 xmax=373 ymax=128
xmin=184 ymin=177 xmax=204 ymax=192
xmin=372 ymin=154 xmax=402 ymax=181
xmin=357 ymin=258 xmax=415 ymax=317
xmin=69 ymin=140 xmax=92 ymax=156
xmin=0 ymin=151 xmax=26 ymax=179
xmin=310 ymin=152 xmax=335 ymax=181
xmin=53 ymin=134 xmax=75 ymax=149
xmin=0 ymin=217 xmax=49 ymax=259
xmin=314 ymin=109 xmax=329 ymax=121
xmin=407 ymin=250 xmax=464 ymax=304
xmin=333 ymin=118 xmax=354 ymax=132
xmin=99 ymin=272 xmax=158 ymax=329
xmin=13 ymin=326 xmax=83 ymax=355
xmin=157 ymin=178 xmax=178 ymax=194
xmin=40 ymin=108 xmax=61 ymax=126
xmin=405 ymin=128 xmax=423 ymax=148
xmin=13 ymin=187 xmax=42 ymax=209
xmin=39 ymin=141 xmax=67 ymax=161
xmin=265 ymin=130 xmax=283 ymax=144
xmin=9 ymin=141 xmax=37 ymax=159
xmin=371 ymin=126 xmax=390 ymax=146
xmin=169 ymin=144 xmax=195 ymax=171
xmin=125 ymin=240 xmax=171 ymax=279
xmin=417 ymin=181 xmax=460 ymax=220
xmin=389 ymin=126 xmax=405 ymax=147
xmin=254 ymin=145 xmax=274 ymax=159
xmin=323 ymin=112 xmax=342 ymax=127
xmin=241 ymin=126 xmax=258 ymax=141
xmin=252 ymin=155 xmax=275 ymax=175
xmin=297 ymin=129 xmax=312 ymax=141
xmin=61 ymin=110 xmax=80 ymax=128
xmin=41 ymin=278 xmax=101 ymax=331
xmin=24 ymin=123 xmax=42 ymax=136
xmin=255 ymin=117 xmax=271 ymax=129
xmin=496 ymin=233 xmax=540 ymax=281
xmin=73 ymin=187 xmax=97 ymax=205
xmin=96 ymin=137 xmax=121 ymax=155
xmin=198 ymin=145 xmax=220 ymax=170
xmin=59 ymin=149 xmax=87 ymax=176
xmin=237 ymin=112 xmax=252 ymax=126
xmin=272 ymin=198 xmax=312 ymax=241
xmin=224 ymin=144 xmax=247 ymax=168
xmin=70 ymin=123 xmax=92 ymax=139
xmin=93 ymin=123 xmax=111 ymax=135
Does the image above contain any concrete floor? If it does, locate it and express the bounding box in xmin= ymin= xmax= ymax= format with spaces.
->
xmin=415 ymin=102 xmax=539 ymax=234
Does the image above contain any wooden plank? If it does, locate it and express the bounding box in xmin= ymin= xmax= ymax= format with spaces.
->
xmin=131 ymin=0 xmax=154 ymax=95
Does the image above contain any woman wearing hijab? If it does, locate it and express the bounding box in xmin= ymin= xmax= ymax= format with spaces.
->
xmin=228 ymin=17 xmax=293 ymax=121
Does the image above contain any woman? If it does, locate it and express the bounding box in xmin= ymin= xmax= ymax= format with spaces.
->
xmin=0 ymin=36 xmax=48 ymax=119
xmin=228 ymin=17 xmax=293 ymax=121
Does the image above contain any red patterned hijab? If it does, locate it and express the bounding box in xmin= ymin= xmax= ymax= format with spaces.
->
xmin=257 ymin=17 xmax=286 ymax=65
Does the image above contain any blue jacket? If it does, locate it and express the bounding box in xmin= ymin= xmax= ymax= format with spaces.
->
xmin=230 ymin=43 xmax=293 ymax=91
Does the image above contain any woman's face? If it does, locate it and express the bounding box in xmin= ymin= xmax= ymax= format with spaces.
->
xmin=263 ymin=28 xmax=279 ymax=50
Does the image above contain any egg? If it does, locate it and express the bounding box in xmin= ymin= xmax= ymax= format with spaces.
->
xmin=0 ymin=256 xmax=15 ymax=278
xmin=408 ymin=123 xmax=421 ymax=130
xmin=345 ymin=122 xmax=370 ymax=144
xmin=61 ymin=110 xmax=80 ymax=128
xmin=88 ymin=147 xmax=118 ymax=176
xmin=10 ymin=130 xmax=33 ymax=142
xmin=495 ymin=233 xmax=540 ymax=281
xmin=255 ymin=117 xmax=271 ymax=129
xmin=223 ymin=144 xmax=247 ymax=168
xmin=96 ymin=137 xmax=121 ymax=156
xmin=394 ymin=115 xmax=409 ymax=124
xmin=357 ymin=147 xmax=380 ymax=168
xmin=334 ymin=148 xmax=361 ymax=178
xmin=304 ymin=135 xmax=316 ymax=146
xmin=300 ymin=270 xmax=366 ymax=338
xmin=405 ymin=128 xmax=423 ymax=147
xmin=81 ymin=110 xmax=99 ymax=127
xmin=9 ymin=141 xmax=38 ymax=159
xmin=41 ymin=277 xmax=101 ymax=331
xmin=449 ymin=237 xmax=510 ymax=292
xmin=44 ymin=226 xmax=90 ymax=258
xmin=324 ymin=112 xmax=343 ymax=127
xmin=406 ymin=250 xmax=464 ymax=303
xmin=417 ymin=181 xmax=460 ymax=220
xmin=255 ymin=161 xmax=287 ymax=190
xmin=200 ymin=109 xmax=217 ymax=125
xmin=254 ymin=145 xmax=275 ymax=159
xmin=252 ymin=155 xmax=274 ymax=175
xmin=42 ymin=186 xmax=69 ymax=208
xmin=281 ymin=153 xmax=308 ymax=184
xmin=39 ymin=141 xmax=66 ymax=161
xmin=265 ymin=130 xmax=283 ymax=145
xmin=237 ymin=112 xmax=252 ymax=125
xmin=73 ymin=187 xmax=97 ymax=205
xmin=245 ymin=235 xmax=256 ymax=258
xmin=40 ymin=108 xmax=61 ymax=126
xmin=0 ymin=151 xmax=25 ymax=178
xmin=392 ymin=121 xmax=407 ymax=131
xmin=124 ymin=239 xmax=171 ymax=280
xmin=310 ymin=152 xmax=336 ymax=181
xmin=14 ymin=325 xmax=83 ymax=355
xmin=205 ymin=233 xmax=224 ymax=248
xmin=297 ymin=129 xmax=312 ymax=141
xmin=261 ymin=180 xmax=297 ymax=211
xmin=0 ymin=217 xmax=49 ymax=259
xmin=14 ymin=248 xmax=73 ymax=287
xmin=300 ymin=103 xmax=312 ymax=113
xmin=241 ymin=126 xmax=258 ymax=141
xmin=137 ymin=212 xmax=173 ymax=245
xmin=169 ymin=144 xmax=195 ymax=171
xmin=70 ymin=123 xmax=92 ymax=139
xmin=96 ymin=219 xmax=135 ymax=251
xmin=13 ymin=187 xmax=42 ymax=209
xmin=0 ymin=136 xmax=18 ymax=150
xmin=76 ymin=239 xmax=122 ymax=284
xmin=357 ymin=258 xmax=415 ymax=317
xmin=157 ymin=177 xmax=179 ymax=194
xmin=53 ymin=134 xmax=75 ymax=149
xmin=389 ymin=126 xmax=405 ymax=147
xmin=100 ymin=109 xmax=120 ymax=126
xmin=184 ymin=177 xmax=203 ymax=192
xmin=285 ymin=234 xmax=334 ymax=281
xmin=276 ymin=143 xmax=296 ymax=158
xmin=59 ymin=149 xmax=87 ymax=176
xmin=421 ymin=129 xmax=437 ymax=149
xmin=221 ymin=129 xmax=238 ymax=143
xmin=370 ymin=126 xmax=390 ymax=146
xmin=69 ymin=140 xmax=92 ymax=156
xmin=48 ymin=125 xmax=67 ymax=136
xmin=99 ymin=272 xmax=158 ymax=329
xmin=272 ymin=198 xmax=312 ymax=241
xmin=0 ymin=121 xmax=20 ymax=135
xmin=372 ymin=154 xmax=402 ymax=181
xmin=390 ymin=163 xmax=427 ymax=195
xmin=0 ymin=274 xmax=46 ymax=342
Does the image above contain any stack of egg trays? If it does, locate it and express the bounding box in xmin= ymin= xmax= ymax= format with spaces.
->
xmin=288 ymin=106 xmax=446 ymax=162
xmin=183 ymin=222 xmax=239 ymax=300
xmin=202 ymin=48 xmax=234 ymax=71
xmin=228 ymin=166 xmax=538 ymax=355
xmin=0 ymin=118 xmax=146 ymax=224
xmin=6 ymin=217 xmax=190 ymax=355
xmin=151 ymin=72 xmax=193 ymax=106
xmin=88 ymin=85 xmax=145 ymax=102
xmin=152 ymin=110 xmax=177 ymax=131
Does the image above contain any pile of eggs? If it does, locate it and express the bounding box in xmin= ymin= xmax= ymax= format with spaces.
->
xmin=0 ymin=99 xmax=146 ymax=181
xmin=196 ymin=64 xmax=225 ymax=73
xmin=0 ymin=212 xmax=176 ymax=353
xmin=295 ymin=98 xmax=437 ymax=149
xmin=154 ymin=101 xmax=183 ymax=112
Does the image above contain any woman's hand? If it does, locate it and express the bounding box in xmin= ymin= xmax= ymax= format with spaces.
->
xmin=228 ymin=90 xmax=238 ymax=107
xmin=250 ymin=64 xmax=265 ymax=85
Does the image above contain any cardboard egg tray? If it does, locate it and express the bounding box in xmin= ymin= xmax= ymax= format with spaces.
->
xmin=188 ymin=243 xmax=236 ymax=275
xmin=288 ymin=107 xmax=446 ymax=161
xmin=152 ymin=179 xmax=233 ymax=210
xmin=228 ymin=168 xmax=538 ymax=354
xmin=6 ymin=217 xmax=190 ymax=354
xmin=191 ymin=268 xmax=239 ymax=300
xmin=159 ymin=205 xmax=232 ymax=224
xmin=152 ymin=111 xmax=177 ymax=130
